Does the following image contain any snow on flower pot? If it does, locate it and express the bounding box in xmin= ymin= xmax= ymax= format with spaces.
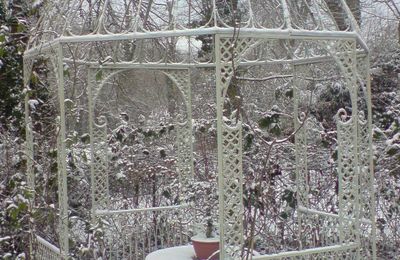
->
xmin=191 ymin=235 xmax=220 ymax=260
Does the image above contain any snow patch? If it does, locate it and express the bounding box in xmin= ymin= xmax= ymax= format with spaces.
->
xmin=0 ymin=236 xmax=11 ymax=242
xmin=28 ymin=99 xmax=40 ymax=110
xmin=32 ymin=0 xmax=43 ymax=8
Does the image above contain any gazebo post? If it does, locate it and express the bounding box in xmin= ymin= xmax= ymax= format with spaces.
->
xmin=334 ymin=39 xmax=361 ymax=249
xmin=53 ymin=44 xmax=70 ymax=259
xmin=23 ymin=55 xmax=35 ymax=258
xmin=215 ymin=35 xmax=253 ymax=259
xmin=357 ymin=54 xmax=377 ymax=259
xmin=293 ymin=64 xmax=309 ymax=250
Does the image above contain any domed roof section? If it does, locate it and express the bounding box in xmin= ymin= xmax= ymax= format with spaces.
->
xmin=28 ymin=0 xmax=360 ymax=50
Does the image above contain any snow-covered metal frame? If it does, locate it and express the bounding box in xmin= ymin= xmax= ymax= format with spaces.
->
xmin=24 ymin=44 xmax=70 ymax=259
xmin=85 ymin=65 xmax=194 ymax=259
xmin=23 ymin=0 xmax=377 ymax=259
xmin=87 ymin=66 xmax=193 ymax=213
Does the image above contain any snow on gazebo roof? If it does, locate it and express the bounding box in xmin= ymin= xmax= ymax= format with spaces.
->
xmin=26 ymin=0 xmax=366 ymax=57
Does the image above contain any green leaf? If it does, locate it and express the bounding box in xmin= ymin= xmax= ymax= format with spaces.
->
xmin=280 ymin=211 xmax=289 ymax=219
xmin=258 ymin=113 xmax=280 ymax=131
xmin=258 ymin=116 xmax=273 ymax=129
xmin=270 ymin=123 xmax=281 ymax=136
xmin=30 ymin=71 xmax=39 ymax=84
xmin=387 ymin=146 xmax=399 ymax=156
xmin=95 ymin=70 xmax=103 ymax=81
xmin=321 ymin=139 xmax=330 ymax=148
xmin=332 ymin=150 xmax=338 ymax=161
xmin=18 ymin=201 xmax=27 ymax=212
xmin=162 ymin=190 xmax=171 ymax=199
xmin=64 ymin=68 xmax=70 ymax=77
xmin=159 ymin=127 xmax=167 ymax=135
xmin=285 ymin=88 xmax=293 ymax=98
xmin=244 ymin=133 xmax=254 ymax=151
xmin=80 ymin=133 xmax=90 ymax=144
xmin=159 ymin=149 xmax=166 ymax=158
xmin=282 ymin=189 xmax=296 ymax=208
xmin=0 ymin=34 xmax=5 ymax=43
xmin=17 ymin=23 xmax=26 ymax=33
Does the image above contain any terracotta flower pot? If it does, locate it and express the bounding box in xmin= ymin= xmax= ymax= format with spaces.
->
xmin=191 ymin=235 xmax=220 ymax=260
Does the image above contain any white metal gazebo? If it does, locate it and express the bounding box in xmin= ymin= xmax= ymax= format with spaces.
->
xmin=24 ymin=0 xmax=376 ymax=259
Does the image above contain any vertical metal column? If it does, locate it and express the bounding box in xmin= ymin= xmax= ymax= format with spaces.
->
xmin=23 ymin=57 xmax=35 ymax=195
xmin=215 ymin=35 xmax=254 ymax=259
xmin=293 ymin=64 xmax=309 ymax=249
xmin=53 ymin=44 xmax=69 ymax=259
xmin=357 ymin=55 xmax=377 ymax=259
xmin=87 ymin=68 xmax=110 ymax=216
xmin=23 ymin=55 xmax=35 ymax=258
xmin=333 ymin=40 xmax=361 ymax=253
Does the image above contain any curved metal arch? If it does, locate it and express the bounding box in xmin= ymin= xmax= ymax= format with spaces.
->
xmin=89 ymin=68 xmax=129 ymax=109
xmin=161 ymin=69 xmax=192 ymax=117
xmin=318 ymin=40 xmax=358 ymax=107
xmin=87 ymin=67 xmax=194 ymax=211
xmin=89 ymin=68 xmax=189 ymax=113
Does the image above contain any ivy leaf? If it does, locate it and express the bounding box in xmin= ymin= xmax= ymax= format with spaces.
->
xmin=243 ymin=133 xmax=254 ymax=151
xmin=387 ymin=146 xmax=399 ymax=156
xmin=280 ymin=211 xmax=289 ymax=219
xmin=96 ymin=70 xmax=103 ymax=81
xmin=258 ymin=115 xmax=274 ymax=129
xmin=30 ymin=71 xmax=39 ymax=84
xmin=258 ymin=113 xmax=282 ymax=136
xmin=17 ymin=23 xmax=26 ymax=33
xmin=282 ymin=189 xmax=296 ymax=209
xmin=162 ymin=190 xmax=171 ymax=199
xmin=285 ymin=88 xmax=293 ymax=98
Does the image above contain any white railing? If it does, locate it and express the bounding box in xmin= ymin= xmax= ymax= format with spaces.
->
xmin=35 ymin=235 xmax=61 ymax=260
xmin=252 ymin=243 xmax=359 ymax=259
xmin=299 ymin=206 xmax=372 ymax=225
xmin=94 ymin=204 xmax=191 ymax=260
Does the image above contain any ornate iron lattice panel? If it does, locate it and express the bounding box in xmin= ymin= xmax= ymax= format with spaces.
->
xmin=175 ymin=120 xmax=193 ymax=191
xmin=216 ymin=36 xmax=255 ymax=259
xmin=87 ymin=68 xmax=115 ymax=213
xmin=220 ymin=124 xmax=244 ymax=258
xmin=324 ymin=40 xmax=361 ymax=246
xmin=358 ymin=113 xmax=376 ymax=258
xmin=336 ymin=111 xmax=360 ymax=245
xmin=90 ymin=116 xmax=109 ymax=211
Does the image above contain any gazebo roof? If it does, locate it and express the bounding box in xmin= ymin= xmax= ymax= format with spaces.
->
xmin=26 ymin=0 xmax=366 ymax=57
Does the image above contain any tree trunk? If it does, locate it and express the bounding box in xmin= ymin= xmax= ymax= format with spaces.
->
xmin=326 ymin=0 xmax=361 ymax=30
xmin=346 ymin=0 xmax=361 ymax=25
